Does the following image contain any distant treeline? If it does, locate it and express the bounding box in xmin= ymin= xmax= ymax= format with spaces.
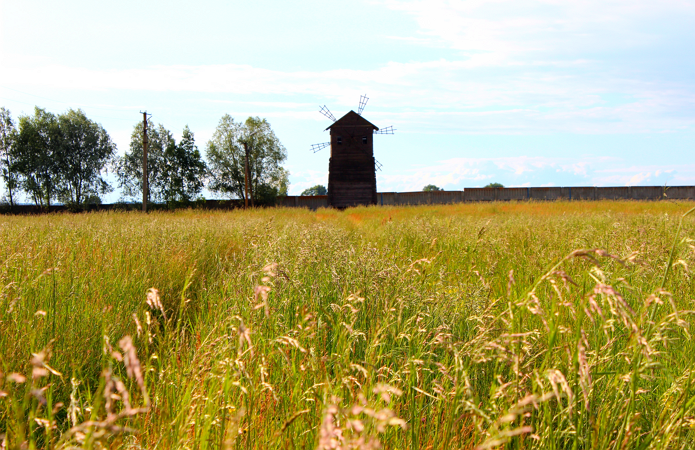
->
xmin=0 ymin=106 xmax=289 ymax=210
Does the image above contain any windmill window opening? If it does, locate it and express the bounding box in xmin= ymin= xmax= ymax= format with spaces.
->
xmin=337 ymin=136 xmax=342 ymax=145
xmin=362 ymin=136 xmax=367 ymax=144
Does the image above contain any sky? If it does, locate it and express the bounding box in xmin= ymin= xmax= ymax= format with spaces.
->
xmin=1 ymin=0 xmax=694 ymax=200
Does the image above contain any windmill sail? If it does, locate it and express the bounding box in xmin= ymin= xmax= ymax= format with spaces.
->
xmin=358 ymin=95 xmax=369 ymax=115
xmin=319 ymin=105 xmax=336 ymax=122
xmin=374 ymin=126 xmax=395 ymax=135
xmin=311 ymin=142 xmax=330 ymax=153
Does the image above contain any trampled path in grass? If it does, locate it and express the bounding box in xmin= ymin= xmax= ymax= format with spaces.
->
xmin=1 ymin=201 xmax=694 ymax=449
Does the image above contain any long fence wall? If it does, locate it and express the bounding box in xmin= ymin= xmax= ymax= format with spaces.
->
xmin=278 ymin=186 xmax=695 ymax=210
xmin=3 ymin=186 xmax=693 ymax=214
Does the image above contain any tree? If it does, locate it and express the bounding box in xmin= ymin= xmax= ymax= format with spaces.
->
xmin=55 ymin=109 xmax=116 ymax=206
xmin=118 ymin=123 xmax=207 ymax=205
xmin=207 ymin=115 xmax=289 ymax=205
xmin=12 ymin=107 xmax=117 ymax=208
xmin=485 ymin=182 xmax=504 ymax=188
xmin=13 ymin=107 xmax=62 ymax=208
xmin=117 ymin=121 xmax=172 ymax=203
xmin=0 ymin=107 xmax=19 ymax=207
xmin=423 ymin=184 xmax=442 ymax=192
xmin=301 ymin=185 xmax=327 ymax=196
xmin=160 ymin=126 xmax=207 ymax=203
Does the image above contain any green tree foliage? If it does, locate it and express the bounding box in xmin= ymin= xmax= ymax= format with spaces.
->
xmin=161 ymin=126 xmax=207 ymax=203
xmin=423 ymin=184 xmax=442 ymax=192
xmin=117 ymin=121 xmax=170 ymax=203
xmin=301 ymin=185 xmax=327 ymax=196
xmin=13 ymin=107 xmax=62 ymax=208
xmin=118 ymin=123 xmax=207 ymax=204
xmin=485 ymin=182 xmax=504 ymax=188
xmin=0 ymin=107 xmax=19 ymax=207
xmin=206 ymin=115 xmax=289 ymax=205
xmin=13 ymin=107 xmax=116 ymax=208
xmin=55 ymin=109 xmax=116 ymax=206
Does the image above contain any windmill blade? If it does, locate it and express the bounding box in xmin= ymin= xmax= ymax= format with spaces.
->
xmin=374 ymin=126 xmax=395 ymax=135
xmin=350 ymin=138 xmax=383 ymax=171
xmin=319 ymin=105 xmax=336 ymax=122
xmin=311 ymin=142 xmax=330 ymax=153
xmin=358 ymin=95 xmax=369 ymax=115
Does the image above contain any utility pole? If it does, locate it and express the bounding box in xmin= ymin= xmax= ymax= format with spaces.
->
xmin=141 ymin=111 xmax=148 ymax=212
xmin=243 ymin=142 xmax=253 ymax=209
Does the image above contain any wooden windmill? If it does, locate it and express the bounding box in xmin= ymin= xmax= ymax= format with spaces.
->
xmin=311 ymin=95 xmax=395 ymax=208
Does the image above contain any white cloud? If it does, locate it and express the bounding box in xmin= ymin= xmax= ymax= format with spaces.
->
xmin=627 ymin=172 xmax=651 ymax=186
xmin=376 ymin=156 xmax=692 ymax=191
xmin=3 ymin=33 xmax=694 ymax=135
xmin=378 ymin=0 xmax=695 ymax=59
xmin=286 ymin=168 xmax=328 ymax=195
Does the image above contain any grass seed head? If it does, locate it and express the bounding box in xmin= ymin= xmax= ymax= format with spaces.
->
xmin=146 ymin=287 xmax=166 ymax=320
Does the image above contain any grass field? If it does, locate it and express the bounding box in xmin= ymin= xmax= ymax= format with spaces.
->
xmin=1 ymin=201 xmax=695 ymax=449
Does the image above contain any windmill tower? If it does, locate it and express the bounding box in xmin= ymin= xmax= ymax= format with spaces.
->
xmin=312 ymin=96 xmax=394 ymax=208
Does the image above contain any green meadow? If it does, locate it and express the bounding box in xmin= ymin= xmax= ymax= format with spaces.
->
xmin=1 ymin=201 xmax=695 ymax=449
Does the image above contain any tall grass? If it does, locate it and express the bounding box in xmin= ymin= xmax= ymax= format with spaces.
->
xmin=1 ymin=201 xmax=694 ymax=449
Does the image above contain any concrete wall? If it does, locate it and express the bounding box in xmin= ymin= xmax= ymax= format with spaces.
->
xmin=569 ymin=187 xmax=597 ymax=200
xmin=463 ymin=188 xmax=496 ymax=202
xmin=378 ymin=192 xmax=398 ymax=206
xmin=529 ymin=187 xmax=566 ymax=201
xmin=391 ymin=191 xmax=431 ymax=205
xmin=373 ymin=185 xmax=695 ymax=208
xmin=0 ymin=199 xmax=246 ymax=214
xmin=631 ymin=186 xmax=663 ymax=200
xmin=597 ymin=187 xmax=630 ymax=200
xmin=430 ymin=190 xmax=464 ymax=204
xmin=498 ymin=188 xmax=529 ymax=201
xmin=277 ymin=195 xmax=328 ymax=209
xmin=665 ymin=186 xmax=695 ymax=200
xmin=5 ymin=186 xmax=695 ymax=214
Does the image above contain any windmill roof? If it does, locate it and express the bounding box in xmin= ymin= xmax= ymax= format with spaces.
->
xmin=325 ymin=110 xmax=379 ymax=131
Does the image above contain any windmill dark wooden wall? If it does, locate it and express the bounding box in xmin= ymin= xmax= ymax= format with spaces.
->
xmin=326 ymin=111 xmax=379 ymax=208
